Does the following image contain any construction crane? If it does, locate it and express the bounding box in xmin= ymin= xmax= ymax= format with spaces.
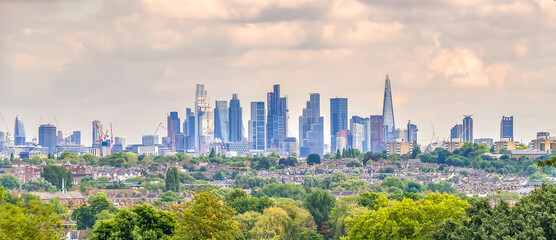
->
xmin=0 ymin=112 xmax=11 ymax=146
xmin=94 ymin=121 xmax=106 ymax=156
xmin=430 ymin=124 xmax=437 ymax=145
xmin=150 ymin=122 xmax=163 ymax=146
xmin=159 ymin=125 xmax=175 ymax=152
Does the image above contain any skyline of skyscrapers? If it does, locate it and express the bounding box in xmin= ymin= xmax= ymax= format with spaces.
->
xmin=266 ymin=85 xmax=288 ymax=149
xmin=38 ymin=124 xmax=56 ymax=154
xmin=299 ymin=93 xmax=324 ymax=157
xmin=501 ymin=116 xmax=514 ymax=141
xmin=228 ymin=94 xmax=243 ymax=142
xmin=382 ymin=75 xmax=395 ymax=143
xmin=14 ymin=115 xmax=25 ymax=146
xmin=330 ymin=97 xmax=348 ymax=152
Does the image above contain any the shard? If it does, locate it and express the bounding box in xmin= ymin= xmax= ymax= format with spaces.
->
xmin=14 ymin=115 xmax=26 ymax=146
xmin=382 ymin=75 xmax=395 ymax=142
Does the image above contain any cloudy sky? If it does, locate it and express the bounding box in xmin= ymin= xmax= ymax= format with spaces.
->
xmin=1 ymin=0 xmax=555 ymax=148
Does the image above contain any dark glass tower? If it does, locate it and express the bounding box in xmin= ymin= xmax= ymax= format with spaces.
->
xmin=370 ymin=115 xmax=384 ymax=152
xmin=382 ymin=75 xmax=395 ymax=142
xmin=266 ymin=85 xmax=288 ymax=148
xmin=228 ymin=94 xmax=243 ymax=142
xmin=500 ymin=116 xmax=513 ymax=141
xmin=463 ymin=115 xmax=473 ymax=143
xmin=214 ymin=101 xmax=229 ymax=141
xmin=407 ymin=121 xmax=418 ymax=144
xmin=183 ymin=108 xmax=195 ymax=150
xmin=39 ymin=124 xmax=57 ymax=154
xmin=249 ymin=101 xmax=265 ymax=150
xmin=167 ymin=112 xmax=181 ymax=137
xmin=330 ymin=98 xmax=348 ymax=152
xmin=450 ymin=124 xmax=463 ymax=141
xmin=299 ymin=93 xmax=324 ymax=157
xmin=14 ymin=115 xmax=26 ymax=145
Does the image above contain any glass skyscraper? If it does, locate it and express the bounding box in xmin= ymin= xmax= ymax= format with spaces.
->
xmin=407 ymin=121 xmax=418 ymax=144
xmin=266 ymin=85 xmax=288 ymax=149
xmin=249 ymin=101 xmax=265 ymax=151
xmin=370 ymin=115 xmax=385 ymax=153
xmin=214 ymin=101 xmax=229 ymax=142
xmin=500 ymin=116 xmax=514 ymax=141
xmin=92 ymin=120 xmax=103 ymax=148
xmin=382 ymin=75 xmax=395 ymax=142
xmin=39 ymin=124 xmax=57 ymax=154
xmin=228 ymin=94 xmax=243 ymax=142
xmin=450 ymin=124 xmax=463 ymax=141
xmin=299 ymin=93 xmax=324 ymax=157
xmin=463 ymin=115 xmax=473 ymax=143
xmin=330 ymin=98 xmax=348 ymax=152
xmin=350 ymin=116 xmax=366 ymax=152
xmin=183 ymin=108 xmax=195 ymax=150
xmin=195 ymin=84 xmax=214 ymax=152
xmin=14 ymin=115 xmax=25 ymax=146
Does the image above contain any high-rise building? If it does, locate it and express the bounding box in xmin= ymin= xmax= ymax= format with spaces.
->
xmin=71 ymin=131 xmax=81 ymax=145
xmin=370 ymin=115 xmax=385 ymax=153
xmin=299 ymin=93 xmax=324 ymax=157
xmin=14 ymin=115 xmax=26 ymax=146
xmin=474 ymin=138 xmax=494 ymax=148
xmin=92 ymin=120 xmax=103 ymax=148
xmin=214 ymin=101 xmax=229 ymax=142
xmin=183 ymin=108 xmax=195 ymax=150
xmin=335 ymin=130 xmax=351 ymax=152
xmin=266 ymin=85 xmax=288 ymax=149
xmin=167 ymin=112 xmax=181 ymax=138
xmin=363 ymin=118 xmax=371 ymax=152
xmin=113 ymin=136 xmax=126 ymax=152
xmin=382 ymin=75 xmax=395 ymax=142
xmin=249 ymin=101 xmax=265 ymax=151
xmin=142 ymin=135 xmax=159 ymax=145
xmin=394 ymin=128 xmax=408 ymax=141
xmin=350 ymin=116 xmax=366 ymax=152
xmin=500 ymin=116 xmax=514 ymax=141
xmin=330 ymin=98 xmax=348 ymax=152
xmin=195 ymin=84 xmax=214 ymax=153
xmin=39 ymin=124 xmax=57 ymax=154
xmin=407 ymin=121 xmax=418 ymax=144
xmin=228 ymin=94 xmax=243 ymax=142
xmin=0 ymin=131 xmax=6 ymax=151
xmin=57 ymin=131 xmax=64 ymax=145
xmin=463 ymin=115 xmax=473 ymax=143
xmin=450 ymin=124 xmax=463 ymax=141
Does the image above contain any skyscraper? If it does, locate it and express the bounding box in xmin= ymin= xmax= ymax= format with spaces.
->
xmin=92 ymin=120 xmax=103 ymax=148
xmin=450 ymin=124 xmax=463 ymax=141
xmin=299 ymin=93 xmax=324 ymax=157
xmin=363 ymin=118 xmax=371 ymax=152
xmin=214 ymin=101 xmax=229 ymax=142
xmin=183 ymin=108 xmax=195 ymax=150
xmin=195 ymin=84 xmax=214 ymax=152
xmin=14 ymin=115 xmax=25 ymax=146
xmin=228 ymin=94 xmax=243 ymax=142
xmin=500 ymin=116 xmax=514 ymax=141
xmin=167 ymin=112 xmax=181 ymax=138
xmin=71 ymin=131 xmax=81 ymax=145
xmin=266 ymin=85 xmax=288 ymax=149
xmin=463 ymin=115 xmax=473 ymax=143
xmin=39 ymin=124 xmax=57 ymax=154
xmin=370 ymin=115 xmax=385 ymax=153
xmin=382 ymin=75 xmax=395 ymax=142
xmin=350 ymin=116 xmax=366 ymax=152
xmin=249 ymin=101 xmax=265 ymax=151
xmin=330 ymin=98 xmax=348 ymax=152
xmin=407 ymin=121 xmax=418 ymax=144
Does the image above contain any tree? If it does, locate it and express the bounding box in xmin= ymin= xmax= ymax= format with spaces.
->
xmin=160 ymin=191 xmax=185 ymax=203
xmin=228 ymin=195 xmax=273 ymax=214
xmin=330 ymin=197 xmax=368 ymax=240
xmin=357 ymin=192 xmax=382 ymax=209
xmin=23 ymin=177 xmax=56 ymax=192
xmin=172 ymin=189 xmax=239 ymax=240
xmin=256 ymin=183 xmax=307 ymax=201
xmin=72 ymin=192 xmax=117 ymax=230
xmin=91 ymin=204 xmax=175 ymax=240
xmin=0 ymin=174 xmax=20 ymax=190
xmin=303 ymin=176 xmax=322 ymax=192
xmin=307 ymin=154 xmax=321 ymax=165
xmin=165 ymin=167 xmax=180 ymax=192
xmin=209 ymin=148 xmax=216 ymax=158
xmin=250 ymin=206 xmax=291 ymax=239
xmin=40 ymin=165 xmax=73 ymax=189
xmin=304 ymin=189 xmax=335 ymax=232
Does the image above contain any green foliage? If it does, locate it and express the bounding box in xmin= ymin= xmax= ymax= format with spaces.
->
xmin=72 ymin=192 xmax=117 ymax=230
xmin=247 ymin=202 xmax=320 ymax=240
xmin=357 ymin=192 xmax=382 ymax=209
xmin=23 ymin=177 xmax=56 ymax=192
xmin=378 ymin=167 xmax=394 ymax=173
xmin=172 ymin=189 xmax=239 ymax=240
xmin=345 ymin=193 xmax=469 ymax=240
xmin=228 ymin=195 xmax=273 ymax=214
xmin=427 ymin=182 xmax=459 ymax=194
xmin=255 ymin=183 xmax=307 ymax=201
xmin=40 ymin=165 xmax=73 ymax=189
xmin=160 ymin=191 xmax=185 ymax=203
xmin=307 ymin=154 xmax=321 ymax=165
xmin=0 ymin=174 xmax=20 ymax=190
xmin=329 ymin=197 xmax=368 ymax=240
xmin=346 ymin=161 xmax=362 ymax=167
xmin=304 ymin=189 xmax=335 ymax=231
xmin=165 ymin=167 xmax=180 ymax=192
xmin=91 ymin=204 xmax=175 ymax=240
xmin=234 ymin=175 xmax=278 ymax=189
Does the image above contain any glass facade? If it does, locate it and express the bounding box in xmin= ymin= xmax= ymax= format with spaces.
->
xmin=330 ymin=98 xmax=348 ymax=152
xmin=299 ymin=93 xmax=324 ymax=157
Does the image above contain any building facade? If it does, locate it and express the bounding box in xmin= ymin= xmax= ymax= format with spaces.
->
xmin=228 ymin=94 xmax=243 ymax=142
xmin=249 ymin=101 xmax=265 ymax=151
xmin=370 ymin=115 xmax=385 ymax=153
xmin=500 ymin=116 xmax=514 ymax=141
xmin=14 ymin=115 xmax=26 ymax=146
xmin=195 ymin=84 xmax=214 ymax=153
xmin=382 ymin=75 xmax=396 ymax=142
xmin=407 ymin=121 xmax=418 ymax=144
xmin=350 ymin=116 xmax=366 ymax=152
xmin=214 ymin=101 xmax=229 ymax=142
xmin=330 ymin=98 xmax=348 ymax=152
xmin=450 ymin=124 xmax=463 ymax=142
xmin=266 ymin=85 xmax=288 ymax=149
xmin=463 ymin=115 xmax=473 ymax=143
xmin=39 ymin=124 xmax=57 ymax=154
xmin=299 ymin=93 xmax=324 ymax=157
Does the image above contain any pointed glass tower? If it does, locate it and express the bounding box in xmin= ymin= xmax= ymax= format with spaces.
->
xmin=14 ymin=115 xmax=26 ymax=146
xmin=382 ymin=75 xmax=395 ymax=142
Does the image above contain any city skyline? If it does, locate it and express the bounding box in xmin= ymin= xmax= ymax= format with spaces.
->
xmin=1 ymin=0 xmax=556 ymax=148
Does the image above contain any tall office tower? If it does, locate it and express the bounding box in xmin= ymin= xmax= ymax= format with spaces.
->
xmin=394 ymin=128 xmax=408 ymax=141
xmin=407 ymin=121 xmax=418 ymax=144
xmin=363 ymin=118 xmax=371 ymax=152
xmin=57 ymin=131 xmax=64 ymax=145
xmin=113 ymin=136 xmax=126 ymax=152
xmin=214 ymin=101 xmax=229 ymax=142
xmin=14 ymin=115 xmax=26 ymax=145
xmin=330 ymin=98 xmax=348 ymax=152
xmin=0 ymin=131 xmax=5 ymax=151
xmin=92 ymin=120 xmax=103 ymax=148
xmin=229 ymin=94 xmax=243 ymax=142
xmin=249 ymin=101 xmax=265 ymax=151
xmin=350 ymin=116 xmax=366 ymax=152
xmin=450 ymin=124 xmax=463 ymax=141
xmin=382 ymin=75 xmax=395 ymax=142
xmin=39 ymin=124 xmax=57 ymax=154
xmin=195 ymin=84 xmax=214 ymax=152
xmin=370 ymin=115 xmax=384 ymax=153
xmin=266 ymin=85 xmax=288 ymax=149
xmin=462 ymin=115 xmax=473 ymax=143
xmin=299 ymin=93 xmax=324 ymax=157
xmin=500 ymin=116 xmax=514 ymax=141
xmin=167 ymin=112 xmax=181 ymax=138
xmin=183 ymin=108 xmax=195 ymax=150
xmin=71 ymin=131 xmax=81 ymax=145
xmin=142 ymin=135 xmax=159 ymax=145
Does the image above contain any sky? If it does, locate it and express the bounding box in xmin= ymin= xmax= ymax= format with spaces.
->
xmin=1 ymin=0 xmax=555 ymax=148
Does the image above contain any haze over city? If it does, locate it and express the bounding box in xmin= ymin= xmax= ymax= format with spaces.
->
xmin=1 ymin=0 xmax=555 ymax=147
